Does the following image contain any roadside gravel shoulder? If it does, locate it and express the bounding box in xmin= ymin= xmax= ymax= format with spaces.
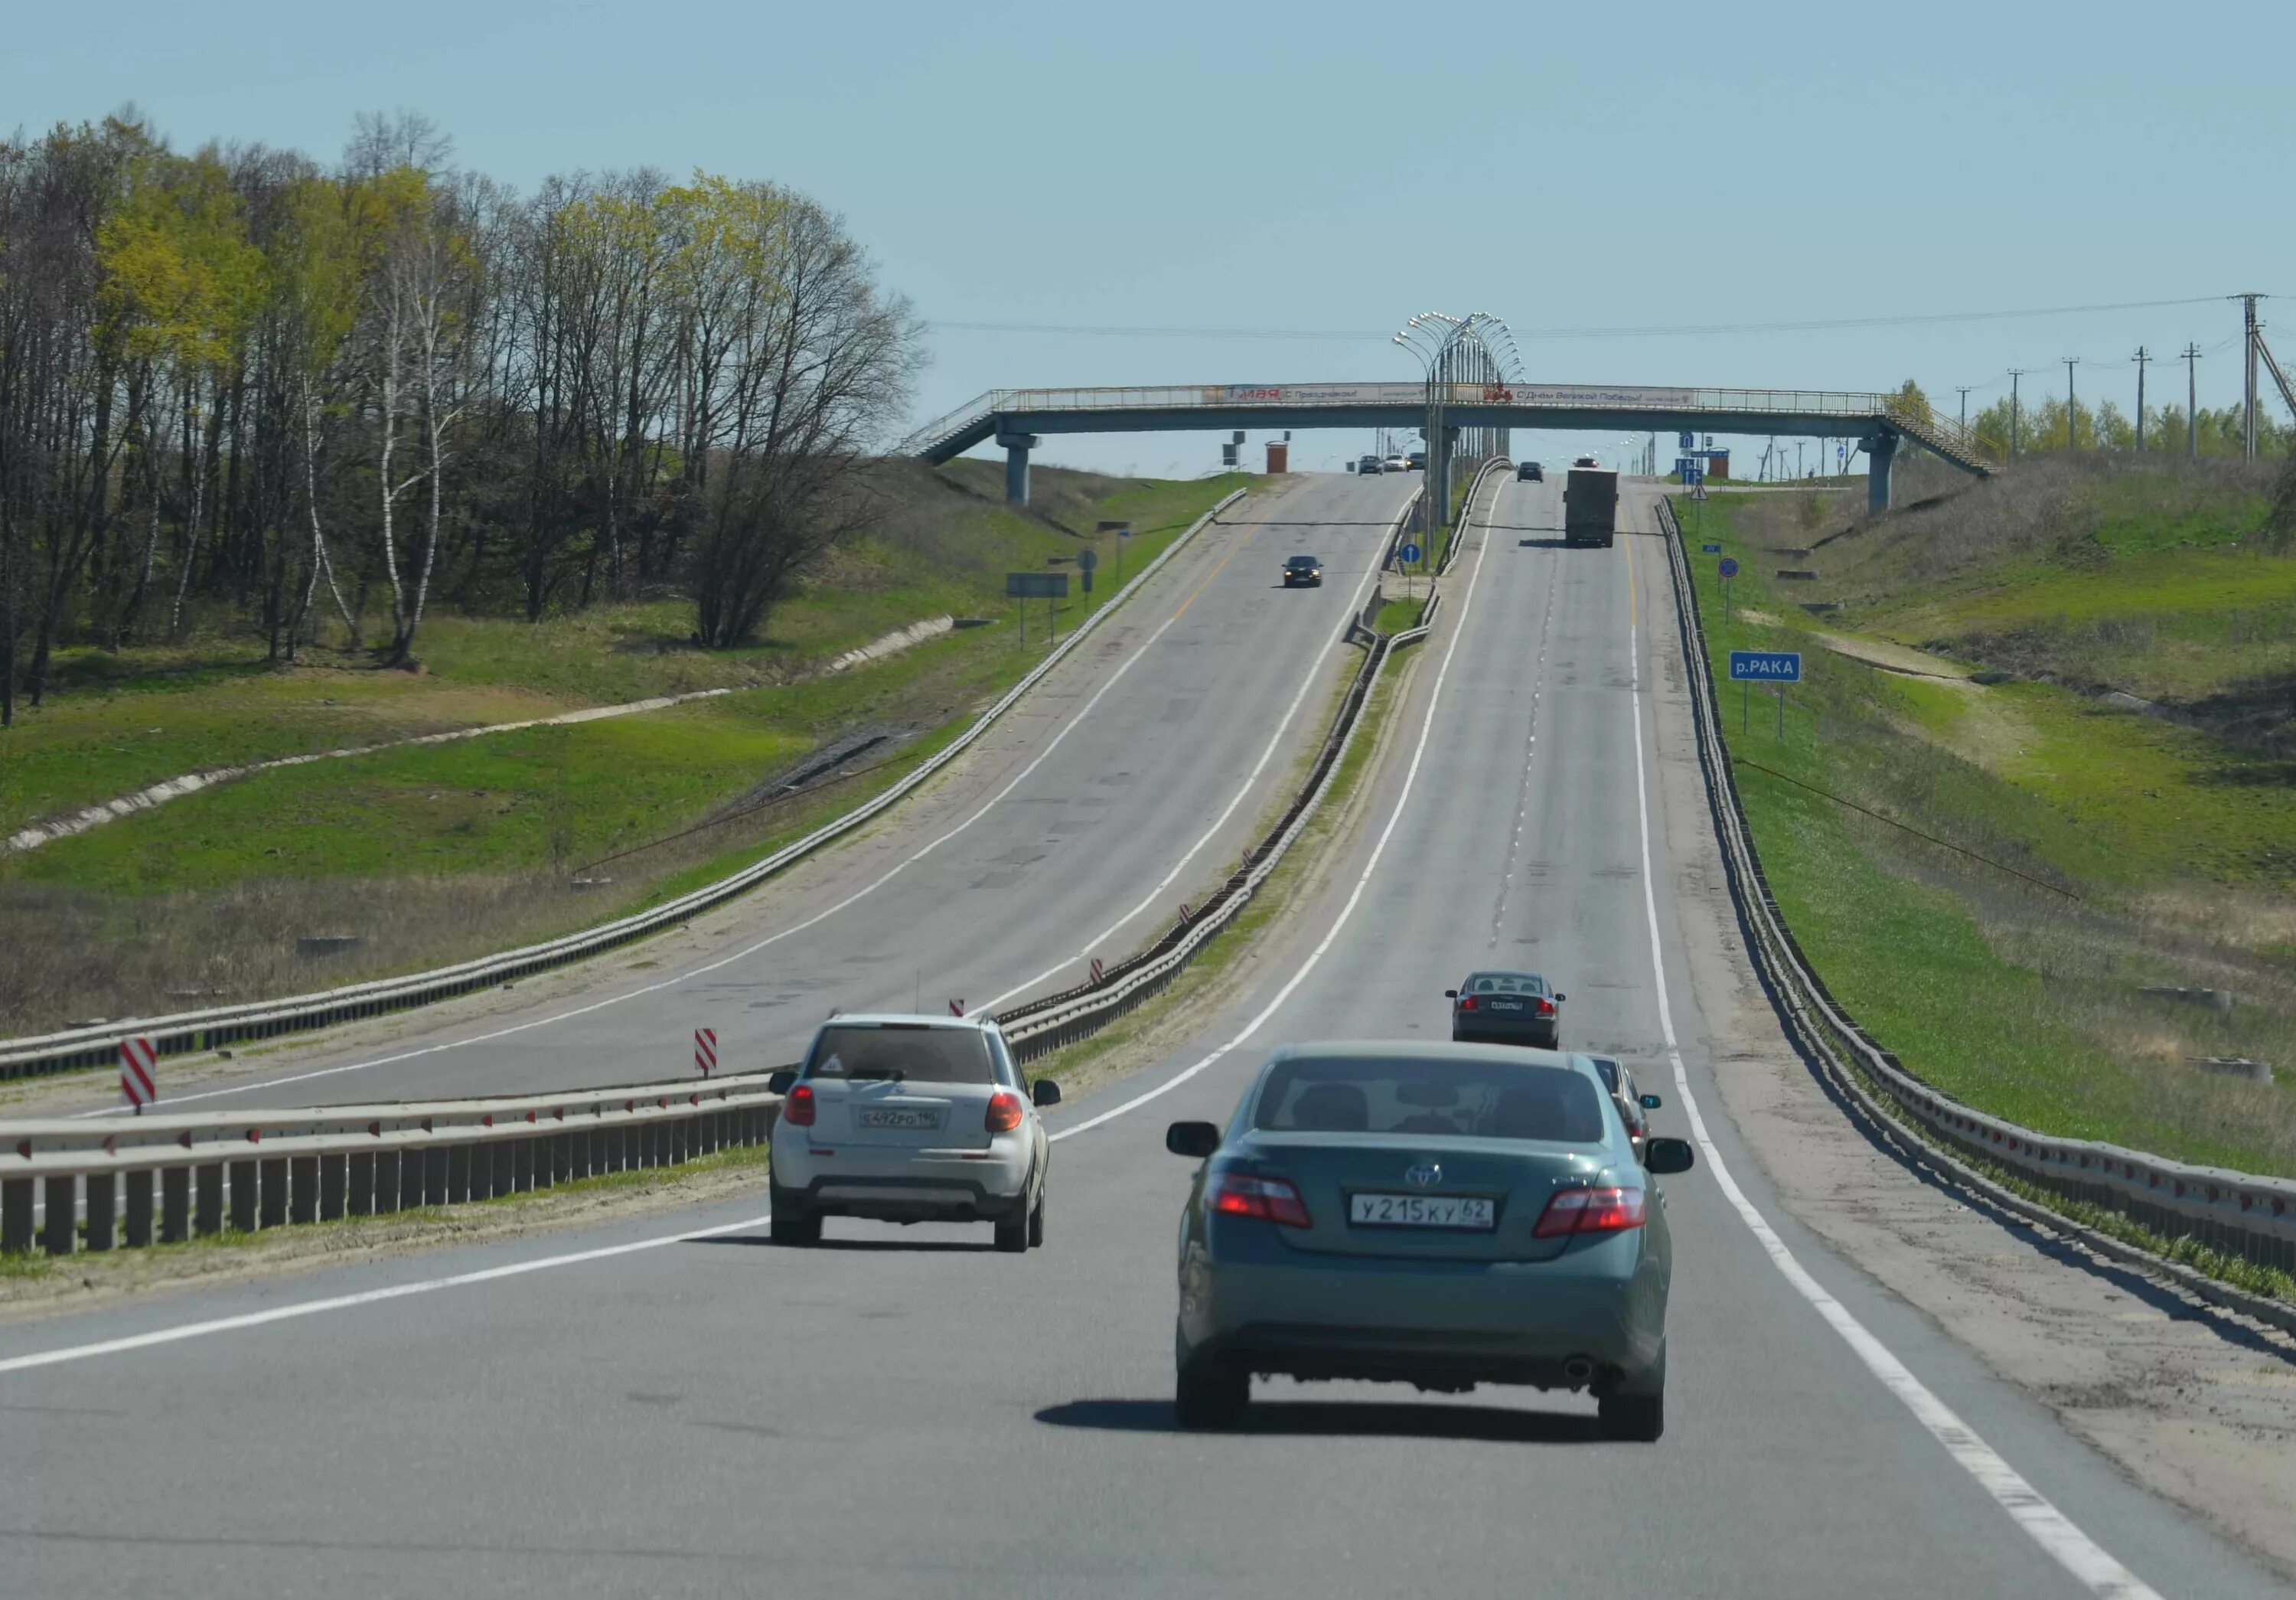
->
xmin=1629 ymin=493 xmax=2296 ymax=1584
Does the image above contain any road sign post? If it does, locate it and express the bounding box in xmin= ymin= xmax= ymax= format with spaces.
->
xmin=1097 ymin=521 xmax=1131 ymax=587
xmin=1728 ymin=650 xmax=1802 ymax=740
xmin=1006 ymin=571 xmax=1068 ymax=649
xmin=1717 ymin=555 xmax=1739 ymax=622
xmin=1076 ymin=546 xmax=1099 ymax=595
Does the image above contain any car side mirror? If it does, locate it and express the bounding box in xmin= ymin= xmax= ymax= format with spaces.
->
xmin=1639 ymin=1092 xmax=1663 ymax=1110
xmin=767 ymin=1069 xmax=797 ymax=1096
xmin=1554 ymin=993 xmax=1567 ymax=1003
xmin=1644 ymin=1137 xmax=1695 ymax=1175
xmin=1443 ymin=989 xmax=1459 ymax=999
xmin=1032 ymin=1079 xmax=1062 ymax=1108
xmin=1166 ymin=1121 xmax=1220 ymax=1158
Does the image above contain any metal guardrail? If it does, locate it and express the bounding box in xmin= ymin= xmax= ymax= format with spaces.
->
xmin=1655 ymin=498 xmax=2295 ymax=1327
xmin=0 ymin=490 xmax=1250 ymax=1086
xmin=0 ymin=1073 xmax=781 ymax=1256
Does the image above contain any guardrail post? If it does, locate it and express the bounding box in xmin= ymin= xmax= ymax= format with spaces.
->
xmin=126 ymin=1168 xmax=155 ymax=1247
xmin=492 ymin=1138 xmax=516 ymax=1197
xmin=523 ymin=1136 xmax=546 ymax=1193
xmin=572 ymin=1129 xmax=592 ymax=1180
xmin=258 ymin=1157 xmax=287 ymax=1229
xmin=1 ymin=1177 xmax=31 ymax=1254
xmin=320 ymin=1153 xmax=348 ymax=1220
xmin=84 ymin=1174 xmax=116 ymax=1251
xmin=288 ymin=1156 xmax=319 ymax=1224
xmin=43 ymin=1175 xmax=74 ymax=1255
xmin=371 ymin=1150 xmax=398 ymax=1214
xmin=439 ymin=1144 xmax=462 ymax=1205
xmin=190 ymin=1164 xmax=217 ymax=1238
xmin=670 ymin=1118 xmax=688 ymax=1166
xmin=553 ymin=1131 xmax=574 ymax=1184
xmin=605 ymin=1126 xmax=625 ymax=1172
xmin=348 ymin=1152 xmax=375 ymax=1216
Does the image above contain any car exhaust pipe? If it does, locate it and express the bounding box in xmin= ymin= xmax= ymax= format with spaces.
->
xmin=1562 ymin=1356 xmax=1595 ymax=1386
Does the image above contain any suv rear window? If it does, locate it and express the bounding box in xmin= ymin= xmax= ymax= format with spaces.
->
xmin=804 ymin=1024 xmax=994 ymax=1085
xmin=1254 ymin=1056 xmax=1606 ymax=1143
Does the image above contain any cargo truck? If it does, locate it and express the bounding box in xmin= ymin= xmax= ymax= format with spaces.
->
xmin=1564 ymin=465 xmax=1619 ymax=547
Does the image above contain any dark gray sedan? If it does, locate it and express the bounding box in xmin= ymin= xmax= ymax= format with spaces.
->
xmin=1166 ymin=1041 xmax=1694 ymax=1439
xmin=1447 ymin=971 xmax=1563 ymax=1049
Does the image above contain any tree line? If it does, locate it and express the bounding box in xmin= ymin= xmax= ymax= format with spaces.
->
xmin=1892 ymin=377 xmax=2291 ymax=459
xmin=0 ymin=112 xmax=922 ymax=726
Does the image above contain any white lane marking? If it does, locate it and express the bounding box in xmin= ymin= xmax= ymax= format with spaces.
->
xmin=1620 ymin=524 xmax=2160 ymax=1600
xmin=979 ymin=522 xmax=1391 ymax=1014
xmin=1051 ymin=478 xmax=1505 ymax=1144
xmin=0 ymin=1211 xmax=776 ymax=1376
xmin=81 ymin=557 xmax=1222 ymax=1114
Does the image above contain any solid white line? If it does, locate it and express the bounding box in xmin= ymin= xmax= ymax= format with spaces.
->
xmin=1619 ymin=521 xmax=2160 ymax=1600
xmin=0 ymin=1211 xmax=777 ymax=1376
xmin=978 ymin=513 xmax=1394 ymax=1014
xmin=85 ymin=578 xmax=1208 ymax=1114
xmin=1051 ymin=478 xmax=1505 ymax=1144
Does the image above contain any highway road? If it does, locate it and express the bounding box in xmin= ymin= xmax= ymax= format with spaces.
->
xmin=24 ymin=469 xmax=1414 ymax=1116
xmin=0 ymin=474 xmax=2281 ymax=1598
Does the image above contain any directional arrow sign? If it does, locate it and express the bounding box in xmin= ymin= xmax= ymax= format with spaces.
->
xmin=1729 ymin=650 xmax=1802 ymax=682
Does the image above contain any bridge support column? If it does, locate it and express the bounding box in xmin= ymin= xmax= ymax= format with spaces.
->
xmin=1865 ymin=429 xmax=1899 ymax=515
xmin=996 ymin=433 xmax=1039 ymax=507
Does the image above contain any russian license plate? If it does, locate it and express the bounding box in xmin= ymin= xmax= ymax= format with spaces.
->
xmin=857 ymin=1107 xmax=944 ymax=1131
xmin=1349 ymin=1193 xmax=1497 ymax=1230
xmin=1486 ymin=998 xmax=1525 ymax=1011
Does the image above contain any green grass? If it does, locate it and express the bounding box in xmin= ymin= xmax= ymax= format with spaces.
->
xmin=5 ymin=472 xmax=1247 ymax=894
xmin=1375 ymin=595 xmax=1426 ymax=635
xmin=1676 ymin=490 xmax=2296 ymax=1178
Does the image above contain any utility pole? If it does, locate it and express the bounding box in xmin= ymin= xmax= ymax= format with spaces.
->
xmin=2008 ymin=369 xmax=2029 ymax=456
xmin=1956 ymin=386 xmax=1972 ymax=433
xmin=2235 ymin=293 xmax=2265 ymax=460
xmin=2063 ymin=358 xmax=2082 ymax=450
xmin=2133 ymin=346 xmax=2150 ymax=452
xmin=2182 ymin=342 xmax=2203 ymax=458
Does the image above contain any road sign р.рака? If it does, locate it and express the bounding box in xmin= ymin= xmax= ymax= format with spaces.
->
xmin=1729 ymin=650 xmax=1802 ymax=681
xmin=1702 ymin=543 xmax=1721 ymax=553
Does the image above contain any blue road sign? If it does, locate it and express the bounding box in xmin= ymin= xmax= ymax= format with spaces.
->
xmin=1677 ymin=431 xmax=1694 ymax=449
xmin=1730 ymin=650 xmax=1803 ymax=682
xmin=1701 ymin=543 xmax=1721 ymax=553
xmin=1398 ymin=542 xmax=1422 ymax=565
xmin=1682 ymin=464 xmax=1704 ymax=487
xmin=1717 ymin=557 xmax=1740 ymax=579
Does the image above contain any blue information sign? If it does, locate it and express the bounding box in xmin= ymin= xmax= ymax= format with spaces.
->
xmin=1677 ymin=431 xmax=1694 ymax=449
xmin=1701 ymin=543 xmax=1721 ymax=553
xmin=1729 ymin=650 xmax=1803 ymax=682
xmin=1682 ymin=464 xmax=1704 ymax=487
xmin=1398 ymin=542 xmax=1422 ymax=565
xmin=1717 ymin=557 xmax=1740 ymax=578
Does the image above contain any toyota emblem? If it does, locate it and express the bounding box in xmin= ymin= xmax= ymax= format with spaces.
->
xmin=1404 ymin=1162 xmax=1442 ymax=1189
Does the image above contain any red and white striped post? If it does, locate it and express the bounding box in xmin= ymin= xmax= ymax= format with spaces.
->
xmin=948 ymin=999 xmax=965 ymax=1017
xmin=119 ymin=1036 xmax=158 ymax=1115
xmin=693 ymin=1027 xmax=717 ymax=1077
xmin=1089 ymin=958 xmax=1105 ymax=984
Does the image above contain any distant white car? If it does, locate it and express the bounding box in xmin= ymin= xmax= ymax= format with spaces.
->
xmin=1382 ymin=456 xmax=1409 ymax=473
xmin=768 ymin=1014 xmax=1057 ymax=1251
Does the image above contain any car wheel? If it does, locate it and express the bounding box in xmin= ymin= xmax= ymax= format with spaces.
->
xmin=1175 ymin=1358 xmax=1251 ymax=1429
xmin=994 ymin=1201 xmax=1029 ymax=1253
xmin=769 ymin=1190 xmax=820 ymax=1247
xmin=1027 ymin=1184 xmax=1046 ymax=1249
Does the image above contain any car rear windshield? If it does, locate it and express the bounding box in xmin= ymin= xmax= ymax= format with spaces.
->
xmin=1463 ymin=972 xmax=1546 ymax=995
xmin=1254 ymin=1056 xmax=1607 ymax=1143
xmin=804 ymin=1024 xmax=994 ymax=1085
xmin=1287 ymin=556 xmax=1319 ymax=567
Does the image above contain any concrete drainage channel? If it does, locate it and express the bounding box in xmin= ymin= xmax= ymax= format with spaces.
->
xmin=0 ymin=476 xmax=1502 ymax=1259
xmin=1656 ymin=498 xmax=2296 ymax=1331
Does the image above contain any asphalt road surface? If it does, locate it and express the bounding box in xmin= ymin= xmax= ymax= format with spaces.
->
xmin=0 ymin=475 xmax=2278 ymax=1599
xmin=33 ymin=470 xmax=1414 ymax=1115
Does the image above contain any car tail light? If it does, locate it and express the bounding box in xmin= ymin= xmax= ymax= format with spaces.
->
xmin=1208 ymin=1173 xmax=1313 ymax=1229
xmin=1457 ymin=995 xmax=1478 ymax=1012
xmin=985 ymin=1091 xmax=1025 ymax=1134
xmin=1533 ymin=1186 xmax=1645 ymax=1239
xmin=784 ymin=1085 xmax=816 ymax=1127
xmin=1534 ymin=997 xmax=1555 ymax=1017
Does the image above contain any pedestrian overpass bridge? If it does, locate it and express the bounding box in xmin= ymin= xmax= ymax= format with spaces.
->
xmin=902 ymin=381 xmax=1996 ymax=513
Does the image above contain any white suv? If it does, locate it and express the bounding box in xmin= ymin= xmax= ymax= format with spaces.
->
xmin=767 ymin=1014 xmax=1058 ymax=1251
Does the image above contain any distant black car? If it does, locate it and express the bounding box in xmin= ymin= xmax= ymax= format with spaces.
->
xmin=1517 ymin=461 xmax=1544 ymax=482
xmin=1282 ymin=554 xmax=1325 ymax=587
xmin=1407 ymin=451 xmax=1427 ymax=471
xmin=1446 ymin=971 xmax=1564 ymax=1049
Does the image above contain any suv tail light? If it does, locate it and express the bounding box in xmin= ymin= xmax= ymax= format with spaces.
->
xmin=1533 ymin=1186 xmax=1645 ymax=1239
xmin=985 ymin=1091 xmax=1025 ymax=1134
xmin=1208 ymin=1173 xmax=1313 ymax=1229
xmin=784 ymin=1084 xmax=816 ymax=1128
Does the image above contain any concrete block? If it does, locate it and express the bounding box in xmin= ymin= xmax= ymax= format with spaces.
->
xmin=289 ymin=1155 xmax=320 ymax=1224
xmin=43 ymin=1174 xmax=74 ymax=1255
xmin=230 ymin=1159 xmax=259 ymax=1232
xmin=348 ymin=1152 xmax=376 ymax=1216
xmin=85 ymin=1174 xmax=116 ymax=1251
xmin=126 ymin=1169 xmax=155 ymax=1247
xmin=1 ymin=1177 xmax=32 ymax=1254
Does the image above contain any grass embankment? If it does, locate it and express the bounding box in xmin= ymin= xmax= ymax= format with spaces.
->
xmin=0 ymin=465 xmax=1250 ymax=1033
xmin=1677 ymin=463 xmax=2296 ymax=1179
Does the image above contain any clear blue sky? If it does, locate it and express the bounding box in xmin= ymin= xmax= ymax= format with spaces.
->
xmin=8 ymin=0 xmax=2292 ymax=476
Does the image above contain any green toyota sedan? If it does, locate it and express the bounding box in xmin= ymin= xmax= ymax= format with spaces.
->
xmin=1165 ymin=1041 xmax=1694 ymax=1439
